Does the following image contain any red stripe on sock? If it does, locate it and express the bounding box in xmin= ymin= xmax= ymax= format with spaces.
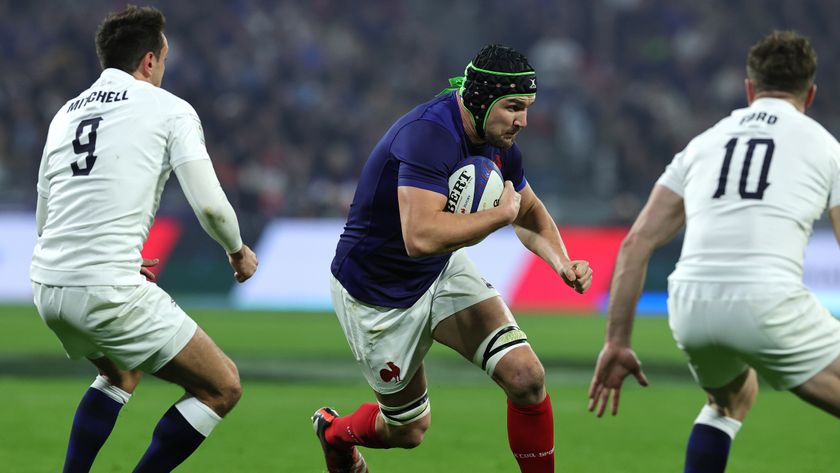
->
xmin=507 ymin=394 xmax=554 ymax=473
xmin=326 ymin=403 xmax=387 ymax=449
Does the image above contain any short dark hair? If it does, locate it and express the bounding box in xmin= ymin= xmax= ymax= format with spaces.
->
xmin=472 ymin=44 xmax=534 ymax=73
xmin=95 ymin=5 xmax=166 ymax=73
xmin=747 ymin=30 xmax=816 ymax=99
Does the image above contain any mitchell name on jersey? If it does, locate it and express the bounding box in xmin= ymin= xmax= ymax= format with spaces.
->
xmin=66 ymin=90 xmax=130 ymax=112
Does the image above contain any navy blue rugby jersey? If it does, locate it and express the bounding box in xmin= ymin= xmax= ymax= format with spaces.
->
xmin=331 ymin=92 xmax=527 ymax=308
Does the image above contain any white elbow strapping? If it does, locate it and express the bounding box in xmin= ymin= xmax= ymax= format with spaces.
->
xmin=472 ymin=323 xmax=529 ymax=376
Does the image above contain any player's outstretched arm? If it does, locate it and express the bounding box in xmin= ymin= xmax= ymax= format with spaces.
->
xmin=397 ymin=181 xmax=520 ymax=257
xmin=174 ymin=159 xmax=257 ymax=282
xmin=512 ymin=183 xmax=592 ymax=293
xmin=588 ymin=184 xmax=684 ymax=417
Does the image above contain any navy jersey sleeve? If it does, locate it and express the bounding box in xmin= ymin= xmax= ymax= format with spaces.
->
xmin=393 ymin=120 xmax=460 ymax=196
xmin=504 ymin=143 xmax=528 ymax=192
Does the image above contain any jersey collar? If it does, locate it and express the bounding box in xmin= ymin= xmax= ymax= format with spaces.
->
xmin=100 ymin=68 xmax=136 ymax=83
xmin=750 ymin=97 xmax=799 ymax=112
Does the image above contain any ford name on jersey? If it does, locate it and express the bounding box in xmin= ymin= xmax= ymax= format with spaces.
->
xmin=67 ymin=90 xmax=129 ymax=113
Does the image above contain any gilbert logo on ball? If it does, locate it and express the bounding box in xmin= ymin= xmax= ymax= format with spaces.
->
xmin=445 ymin=156 xmax=505 ymax=214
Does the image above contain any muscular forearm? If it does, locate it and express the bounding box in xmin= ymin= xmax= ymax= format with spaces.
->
xmin=513 ymin=199 xmax=569 ymax=274
xmin=405 ymin=207 xmax=510 ymax=257
xmin=174 ymin=160 xmax=243 ymax=254
xmin=605 ymin=235 xmax=654 ymax=346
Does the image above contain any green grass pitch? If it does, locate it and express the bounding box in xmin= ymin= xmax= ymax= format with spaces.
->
xmin=1 ymin=305 xmax=837 ymax=472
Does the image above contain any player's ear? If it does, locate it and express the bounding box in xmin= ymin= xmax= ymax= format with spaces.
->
xmin=744 ymin=79 xmax=755 ymax=105
xmin=136 ymin=52 xmax=154 ymax=78
xmin=805 ymin=83 xmax=817 ymax=109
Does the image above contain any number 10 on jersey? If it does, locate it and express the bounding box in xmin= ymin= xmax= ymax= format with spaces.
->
xmin=713 ymin=137 xmax=775 ymax=200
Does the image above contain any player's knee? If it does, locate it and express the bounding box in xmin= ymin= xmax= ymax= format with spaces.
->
xmin=205 ymin=366 xmax=242 ymax=416
xmin=221 ymin=372 xmax=243 ymax=412
xmin=380 ymin=391 xmax=431 ymax=449
xmin=209 ymin=383 xmax=241 ymax=416
xmin=104 ymin=369 xmax=143 ymax=393
xmin=499 ymin=356 xmax=545 ymax=405
xmin=388 ymin=415 xmax=430 ymax=449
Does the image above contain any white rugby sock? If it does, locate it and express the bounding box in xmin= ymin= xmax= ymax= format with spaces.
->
xmin=174 ymin=397 xmax=222 ymax=437
xmin=694 ymin=404 xmax=742 ymax=439
xmin=91 ymin=375 xmax=132 ymax=405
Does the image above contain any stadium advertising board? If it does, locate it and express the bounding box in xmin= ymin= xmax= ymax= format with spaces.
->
xmin=2 ymin=214 xmax=839 ymax=316
xmin=0 ymin=214 xmax=37 ymax=301
xmin=233 ymin=220 xmax=628 ymax=312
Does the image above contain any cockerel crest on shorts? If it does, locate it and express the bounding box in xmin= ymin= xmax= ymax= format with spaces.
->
xmin=379 ymin=361 xmax=401 ymax=383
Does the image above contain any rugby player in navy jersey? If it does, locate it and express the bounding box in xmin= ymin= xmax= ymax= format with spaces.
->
xmin=313 ymin=44 xmax=593 ymax=473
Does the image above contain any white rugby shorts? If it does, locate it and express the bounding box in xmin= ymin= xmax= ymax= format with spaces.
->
xmin=330 ymin=249 xmax=499 ymax=395
xmin=668 ymin=281 xmax=840 ymax=390
xmin=32 ymin=281 xmax=198 ymax=372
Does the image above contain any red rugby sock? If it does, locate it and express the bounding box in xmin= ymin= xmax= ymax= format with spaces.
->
xmin=326 ymin=403 xmax=387 ymax=449
xmin=507 ymin=394 xmax=555 ymax=472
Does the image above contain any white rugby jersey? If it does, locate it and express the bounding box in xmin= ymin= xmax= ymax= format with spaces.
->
xmin=658 ymin=98 xmax=840 ymax=284
xmin=31 ymin=68 xmax=210 ymax=286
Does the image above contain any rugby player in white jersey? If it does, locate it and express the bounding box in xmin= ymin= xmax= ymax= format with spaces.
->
xmin=30 ymin=6 xmax=257 ymax=472
xmin=587 ymin=31 xmax=840 ymax=472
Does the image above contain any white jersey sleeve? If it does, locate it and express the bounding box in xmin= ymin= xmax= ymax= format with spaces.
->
xmin=174 ymin=159 xmax=242 ymax=253
xmin=665 ymin=98 xmax=840 ymax=285
xmin=167 ymin=104 xmax=211 ymax=168
xmin=656 ymin=149 xmax=688 ymax=197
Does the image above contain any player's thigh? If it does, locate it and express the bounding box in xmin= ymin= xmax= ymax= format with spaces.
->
xmin=331 ymin=275 xmax=433 ymax=396
xmin=791 ymin=353 xmax=840 ymax=418
xmin=372 ymin=364 xmax=432 ymax=447
xmin=704 ymin=368 xmax=758 ymax=421
xmin=429 ymin=249 xmax=508 ymax=359
xmin=374 ymin=364 xmax=429 ymax=407
xmin=432 ymin=295 xmax=514 ymax=359
xmin=152 ymin=326 xmax=239 ymax=401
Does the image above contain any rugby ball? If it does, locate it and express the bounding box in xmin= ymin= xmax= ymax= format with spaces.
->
xmin=444 ymin=156 xmax=504 ymax=214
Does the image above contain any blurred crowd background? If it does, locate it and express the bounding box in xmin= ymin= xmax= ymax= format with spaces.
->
xmin=3 ymin=0 xmax=840 ymax=239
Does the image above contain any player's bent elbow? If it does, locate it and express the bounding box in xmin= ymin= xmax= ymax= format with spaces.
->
xmin=403 ymin=235 xmax=436 ymax=258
